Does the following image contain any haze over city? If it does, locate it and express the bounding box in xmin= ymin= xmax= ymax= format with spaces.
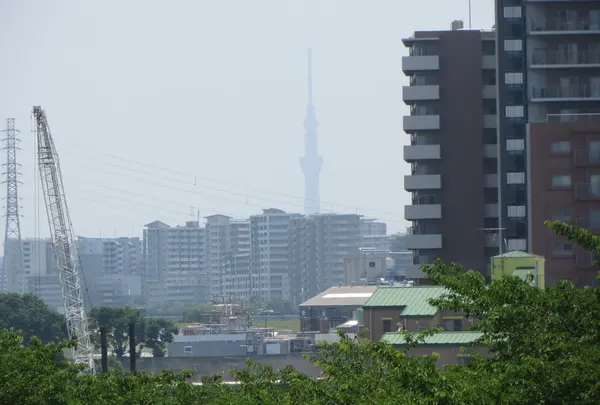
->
xmin=0 ymin=0 xmax=493 ymax=241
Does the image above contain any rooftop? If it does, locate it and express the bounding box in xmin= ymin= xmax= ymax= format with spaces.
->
xmin=381 ymin=331 xmax=483 ymax=346
xmin=493 ymin=250 xmax=543 ymax=259
xmin=299 ymin=285 xmax=378 ymax=308
xmin=363 ymin=286 xmax=447 ymax=316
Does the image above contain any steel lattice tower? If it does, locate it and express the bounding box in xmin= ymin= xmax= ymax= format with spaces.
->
xmin=1 ymin=118 xmax=24 ymax=294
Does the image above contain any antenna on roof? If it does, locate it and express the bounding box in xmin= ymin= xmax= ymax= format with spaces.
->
xmin=468 ymin=0 xmax=472 ymax=29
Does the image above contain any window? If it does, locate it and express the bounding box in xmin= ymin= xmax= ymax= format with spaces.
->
xmin=505 ymin=105 xmax=524 ymax=118
xmin=552 ymin=207 xmax=572 ymax=222
xmin=504 ymin=39 xmax=523 ymax=52
xmin=507 ymin=139 xmax=525 ymax=151
xmin=503 ymin=6 xmax=522 ymax=18
xmin=507 ymin=205 xmax=526 ymax=218
xmin=552 ymin=243 xmax=573 ymax=256
xmin=550 ymin=141 xmax=571 ymax=154
xmin=589 ymin=141 xmax=600 ymax=163
xmin=443 ymin=318 xmax=463 ymax=331
xmin=551 ymin=175 xmax=572 ymax=188
xmin=368 ymin=261 xmax=376 ymax=268
xmin=382 ymin=319 xmax=392 ymax=333
xmin=416 ymin=320 xmax=429 ymax=331
xmin=505 ymin=72 xmax=523 ymax=85
xmin=507 ymin=172 xmax=525 ymax=184
xmin=183 ymin=346 xmax=193 ymax=357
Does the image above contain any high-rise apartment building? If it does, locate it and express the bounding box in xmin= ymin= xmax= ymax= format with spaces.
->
xmin=78 ymin=236 xmax=143 ymax=307
xmin=290 ymin=213 xmax=363 ymax=304
xmin=249 ymin=209 xmax=300 ymax=302
xmin=143 ymin=220 xmax=207 ymax=305
xmin=205 ymin=215 xmax=251 ymax=301
xmin=402 ymin=25 xmax=498 ymax=278
xmin=495 ymin=0 xmax=600 ymax=286
xmin=225 ymin=218 xmax=251 ymax=300
xmin=3 ymin=238 xmax=62 ymax=311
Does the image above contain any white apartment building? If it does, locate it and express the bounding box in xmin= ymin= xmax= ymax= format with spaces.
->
xmin=2 ymin=238 xmax=63 ymax=312
xmin=78 ymin=236 xmax=142 ymax=307
xmin=225 ymin=218 xmax=251 ymax=301
xmin=143 ymin=220 xmax=208 ymax=306
xmin=250 ymin=209 xmax=301 ymax=302
xmin=290 ymin=213 xmax=363 ymax=305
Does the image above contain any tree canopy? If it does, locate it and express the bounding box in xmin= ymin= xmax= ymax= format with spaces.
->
xmin=1 ymin=220 xmax=599 ymax=404
xmin=0 ymin=293 xmax=66 ymax=343
xmin=88 ymin=306 xmax=178 ymax=358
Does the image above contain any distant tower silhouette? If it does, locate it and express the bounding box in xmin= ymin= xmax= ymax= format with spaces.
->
xmin=1 ymin=118 xmax=24 ymax=293
xmin=300 ymin=48 xmax=323 ymax=215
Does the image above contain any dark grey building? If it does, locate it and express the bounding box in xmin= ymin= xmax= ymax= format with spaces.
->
xmin=402 ymin=25 xmax=498 ymax=278
xmin=495 ymin=0 xmax=529 ymax=256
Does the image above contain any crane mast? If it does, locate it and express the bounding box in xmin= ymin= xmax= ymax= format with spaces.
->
xmin=32 ymin=106 xmax=95 ymax=373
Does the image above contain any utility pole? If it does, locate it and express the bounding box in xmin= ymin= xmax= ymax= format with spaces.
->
xmin=1 ymin=118 xmax=24 ymax=294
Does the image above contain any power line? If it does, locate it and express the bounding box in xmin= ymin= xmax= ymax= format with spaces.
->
xmin=52 ymin=140 xmax=402 ymax=218
xmin=71 ymin=164 xmax=406 ymax=225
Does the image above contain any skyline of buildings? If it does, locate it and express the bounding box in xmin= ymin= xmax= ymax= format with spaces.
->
xmin=1 ymin=211 xmax=399 ymax=311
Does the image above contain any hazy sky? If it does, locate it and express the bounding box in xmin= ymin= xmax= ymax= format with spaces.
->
xmin=0 ymin=0 xmax=494 ymax=241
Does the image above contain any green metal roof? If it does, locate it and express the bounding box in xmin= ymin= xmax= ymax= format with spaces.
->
xmin=363 ymin=286 xmax=447 ymax=316
xmin=492 ymin=250 xmax=543 ymax=258
xmin=381 ymin=331 xmax=484 ymax=346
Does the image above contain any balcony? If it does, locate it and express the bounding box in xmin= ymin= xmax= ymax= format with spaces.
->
xmin=531 ymin=84 xmax=600 ymax=102
xmin=529 ymin=17 xmax=600 ymax=35
xmin=576 ymin=217 xmax=600 ymax=234
xmin=482 ymin=85 xmax=497 ymax=99
xmin=403 ymin=144 xmax=441 ymax=161
xmin=483 ymin=144 xmax=497 ymax=158
xmin=530 ymin=50 xmax=600 ymax=68
xmin=484 ymin=233 xmax=499 ymax=248
xmin=574 ymin=183 xmax=600 ymax=200
xmin=403 ymin=115 xmax=440 ymax=131
xmin=547 ymin=112 xmax=600 ymax=123
xmin=484 ymin=204 xmax=499 ymax=218
xmin=484 ymin=174 xmax=498 ymax=188
xmin=482 ymin=55 xmax=496 ymax=70
xmin=405 ymin=228 xmax=442 ymax=250
xmin=402 ymin=55 xmax=439 ymax=72
xmin=402 ymin=85 xmax=440 ymax=102
xmin=574 ymin=149 xmax=600 ymax=166
xmin=404 ymin=174 xmax=442 ymax=190
xmin=483 ymin=114 xmax=497 ymax=129
xmin=404 ymin=204 xmax=442 ymax=220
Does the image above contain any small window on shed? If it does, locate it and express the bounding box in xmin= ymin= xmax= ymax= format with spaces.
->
xmin=184 ymin=346 xmax=193 ymax=357
xmin=369 ymin=261 xmax=376 ymax=268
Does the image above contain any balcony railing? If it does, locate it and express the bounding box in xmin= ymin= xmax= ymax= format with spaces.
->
xmin=574 ymin=183 xmax=600 ymax=200
xmin=547 ymin=113 xmax=600 ymax=123
xmin=409 ymin=226 xmax=440 ymax=236
xmin=574 ymin=149 xmax=600 ymax=166
xmin=530 ymin=17 xmax=600 ymax=33
xmin=531 ymin=84 xmax=600 ymax=99
xmin=531 ymin=50 xmax=600 ymax=66
xmin=576 ymin=217 xmax=600 ymax=234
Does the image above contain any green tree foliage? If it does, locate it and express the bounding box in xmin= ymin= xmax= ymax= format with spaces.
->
xmin=0 ymin=293 xmax=66 ymax=343
xmin=1 ymin=221 xmax=599 ymax=404
xmin=88 ymin=307 xmax=178 ymax=358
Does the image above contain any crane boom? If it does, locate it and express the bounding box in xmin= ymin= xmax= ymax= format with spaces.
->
xmin=32 ymin=106 xmax=95 ymax=373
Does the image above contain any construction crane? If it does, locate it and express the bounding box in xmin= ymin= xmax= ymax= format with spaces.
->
xmin=32 ymin=106 xmax=95 ymax=373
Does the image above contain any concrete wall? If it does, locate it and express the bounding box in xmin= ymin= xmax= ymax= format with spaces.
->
xmin=121 ymin=354 xmax=321 ymax=381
